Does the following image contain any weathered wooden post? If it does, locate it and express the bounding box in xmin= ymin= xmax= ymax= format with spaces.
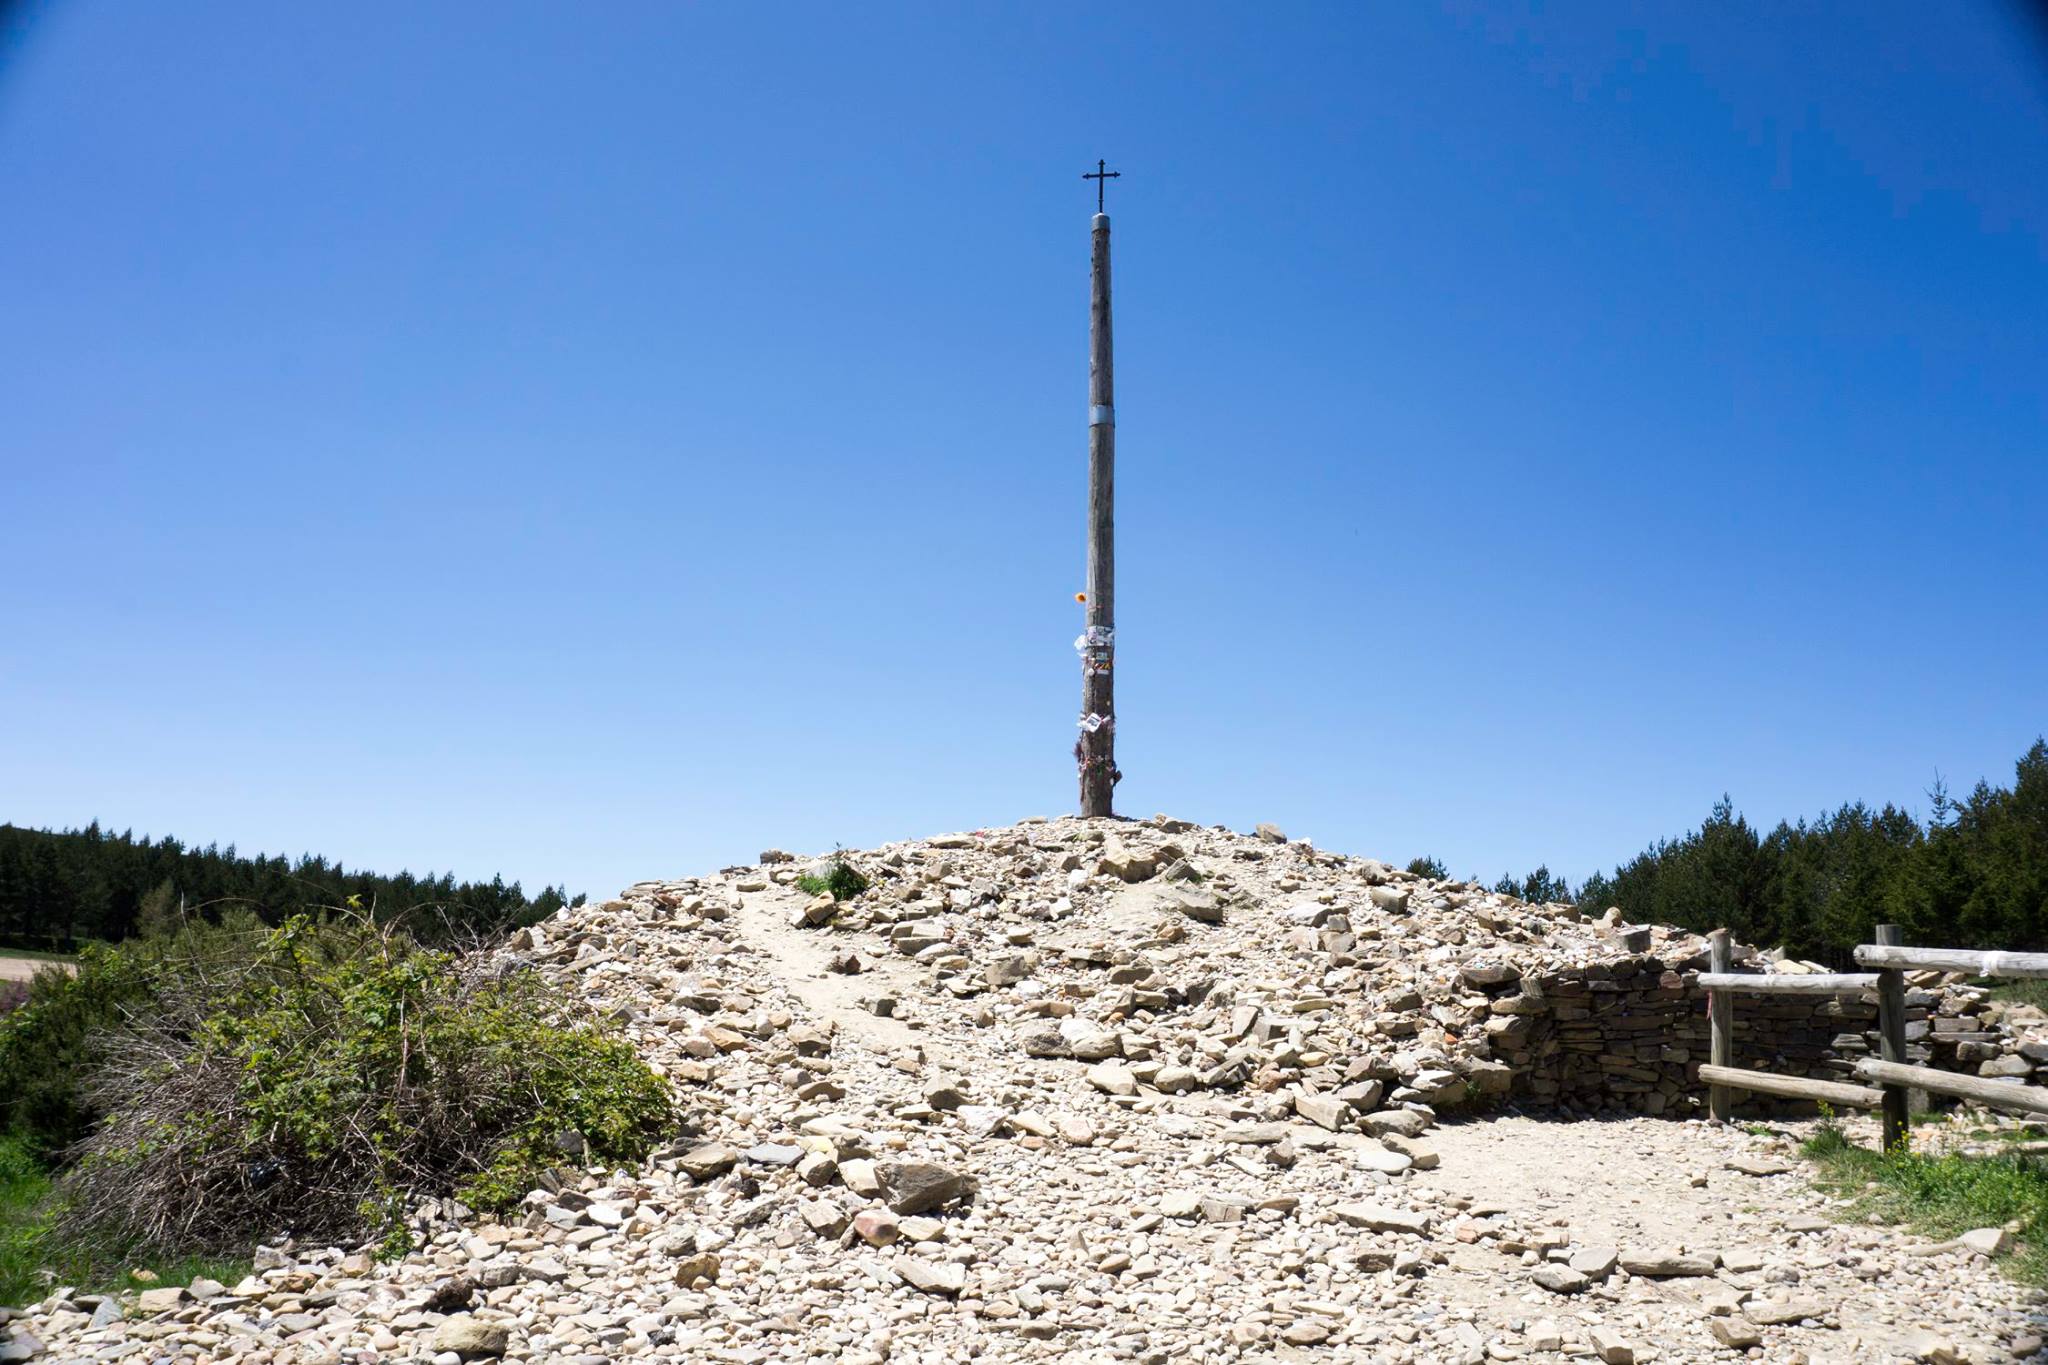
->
xmin=1708 ymin=928 xmax=1733 ymax=1122
xmin=1077 ymin=160 xmax=1120 ymax=817
xmin=1875 ymin=923 xmax=1909 ymax=1150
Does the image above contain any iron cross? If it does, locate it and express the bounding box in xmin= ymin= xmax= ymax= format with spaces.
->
xmin=1083 ymin=158 xmax=1121 ymax=213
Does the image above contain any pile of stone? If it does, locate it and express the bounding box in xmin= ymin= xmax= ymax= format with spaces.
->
xmin=712 ymin=816 xmax=1655 ymax=1119
xmin=3 ymin=815 xmax=2038 ymax=1364
xmin=678 ymin=815 xmax=2036 ymax=1120
xmin=1922 ymin=981 xmax=2048 ymax=1084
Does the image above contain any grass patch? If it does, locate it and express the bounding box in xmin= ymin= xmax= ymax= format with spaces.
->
xmin=1801 ymin=1123 xmax=2048 ymax=1286
xmin=1982 ymin=978 xmax=2048 ymax=1011
xmin=1 ymin=1134 xmax=245 ymax=1308
xmin=0 ymin=949 xmax=81 ymax=964
xmin=1962 ymin=1124 xmax=2048 ymax=1146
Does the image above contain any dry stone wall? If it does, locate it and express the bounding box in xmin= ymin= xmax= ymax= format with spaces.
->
xmin=1468 ymin=951 xmax=2041 ymax=1116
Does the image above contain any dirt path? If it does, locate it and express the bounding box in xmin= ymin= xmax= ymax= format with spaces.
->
xmin=724 ymin=885 xmax=966 ymax=1067
xmin=1422 ymin=1111 xmax=2043 ymax=1362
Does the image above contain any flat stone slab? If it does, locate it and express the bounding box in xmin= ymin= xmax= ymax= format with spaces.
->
xmin=893 ymin=1256 xmax=966 ymax=1297
xmin=1569 ymin=1244 xmax=1618 ymax=1279
xmin=1619 ymin=1246 xmax=1715 ymax=1277
xmin=1333 ymin=1203 xmax=1430 ymax=1236
xmin=1710 ymin=1317 xmax=1764 ymax=1349
xmin=1744 ymin=1299 xmax=1827 ymax=1326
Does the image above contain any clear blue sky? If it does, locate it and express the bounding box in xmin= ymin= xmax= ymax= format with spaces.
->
xmin=3 ymin=2 xmax=2044 ymax=900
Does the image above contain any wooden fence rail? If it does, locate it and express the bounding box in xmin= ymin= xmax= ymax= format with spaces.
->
xmin=1704 ymin=923 xmax=2048 ymax=1149
xmin=1697 ymin=1064 xmax=1884 ymax=1109
xmin=1703 ymin=929 xmax=1885 ymax=1123
xmin=1852 ymin=1059 xmax=2048 ymax=1120
xmin=1694 ymin=971 xmax=1877 ymax=996
xmin=1853 ymin=944 xmax=2048 ymax=979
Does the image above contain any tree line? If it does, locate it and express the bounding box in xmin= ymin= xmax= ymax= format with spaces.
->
xmin=0 ymin=822 xmax=580 ymax=950
xmin=1436 ymin=737 xmax=2048 ymax=963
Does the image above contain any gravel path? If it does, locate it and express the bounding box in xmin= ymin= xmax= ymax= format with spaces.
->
xmin=1424 ymin=1110 xmax=2044 ymax=1362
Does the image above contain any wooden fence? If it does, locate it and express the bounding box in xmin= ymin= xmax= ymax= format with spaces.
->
xmin=1701 ymin=923 xmax=2048 ymax=1149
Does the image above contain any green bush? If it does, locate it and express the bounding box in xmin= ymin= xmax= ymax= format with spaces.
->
xmin=0 ymin=1131 xmax=57 ymax=1306
xmin=0 ymin=911 xmax=272 ymax=1161
xmin=796 ymin=851 xmax=870 ymax=903
xmin=0 ymin=946 xmax=160 ymax=1161
xmin=60 ymin=916 xmax=675 ymax=1255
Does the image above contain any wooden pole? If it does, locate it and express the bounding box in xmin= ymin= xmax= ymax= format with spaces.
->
xmin=1875 ymin=923 xmax=1910 ymax=1151
xmin=1078 ymin=208 xmax=1117 ymax=817
xmin=1708 ymin=929 xmax=1732 ymax=1122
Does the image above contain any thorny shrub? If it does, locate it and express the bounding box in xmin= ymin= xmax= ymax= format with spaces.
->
xmin=0 ymin=909 xmax=334 ymax=1161
xmin=62 ymin=915 xmax=674 ymax=1256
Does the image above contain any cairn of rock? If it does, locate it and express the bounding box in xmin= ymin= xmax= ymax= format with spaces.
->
xmin=5 ymin=815 xmax=2040 ymax=1365
xmin=660 ymin=817 xmax=2038 ymax=1123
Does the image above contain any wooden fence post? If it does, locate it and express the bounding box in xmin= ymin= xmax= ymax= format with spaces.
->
xmin=1875 ymin=923 xmax=1909 ymax=1151
xmin=1708 ymin=928 xmax=1732 ymax=1123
